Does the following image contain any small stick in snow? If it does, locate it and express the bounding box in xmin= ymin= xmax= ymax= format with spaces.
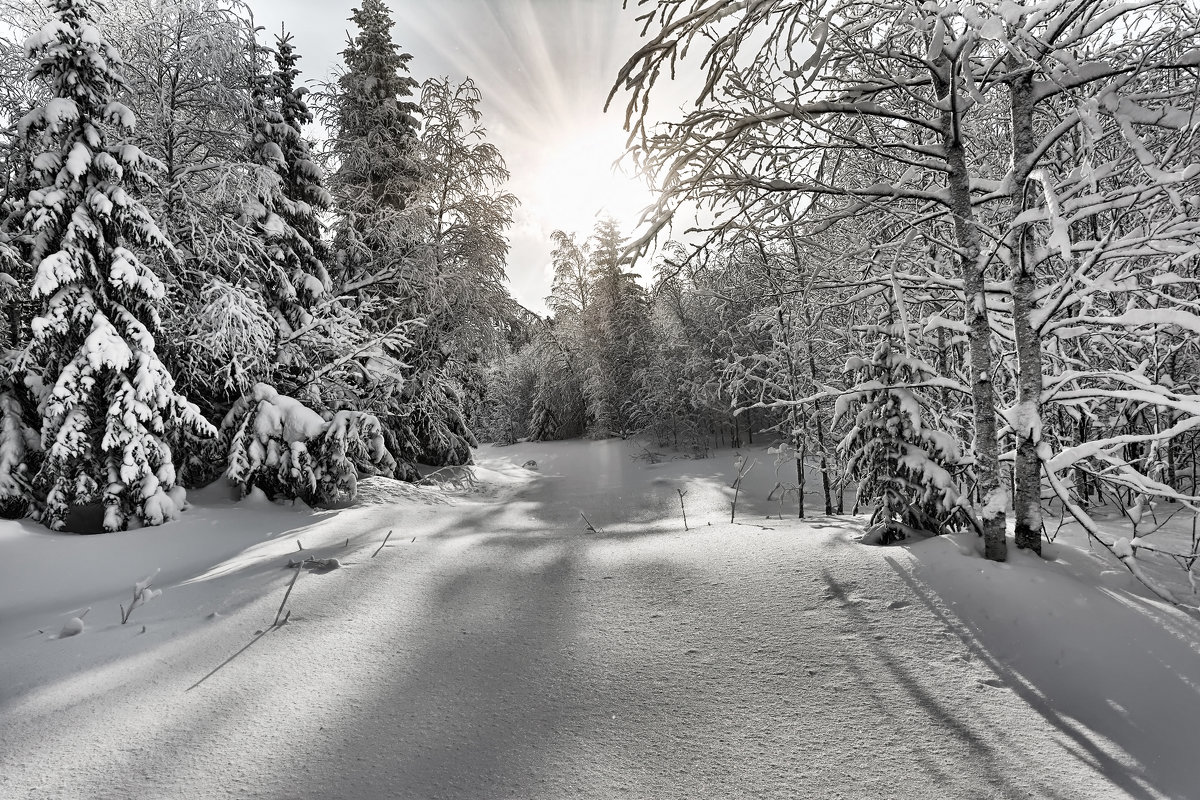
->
xmin=273 ymin=567 xmax=301 ymax=628
xmin=411 ymin=536 xmax=416 ymax=543
xmin=677 ymin=488 xmax=689 ymax=531
xmin=729 ymin=457 xmax=755 ymax=523
xmin=580 ymin=511 xmax=601 ymax=534
xmin=372 ymin=529 xmax=394 ymax=558
xmin=296 ymin=540 xmax=303 ymax=551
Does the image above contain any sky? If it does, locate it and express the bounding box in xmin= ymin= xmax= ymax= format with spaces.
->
xmin=247 ymin=0 xmax=687 ymax=315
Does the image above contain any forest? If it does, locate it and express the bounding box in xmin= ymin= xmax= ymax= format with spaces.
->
xmin=1 ymin=0 xmax=1199 ymax=591
xmin=4 ymin=1 xmax=1200 ymax=796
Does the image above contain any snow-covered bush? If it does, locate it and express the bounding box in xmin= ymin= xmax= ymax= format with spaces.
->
xmin=312 ymin=408 xmax=398 ymax=503
xmin=221 ymin=383 xmax=396 ymax=506
xmin=836 ymin=328 xmax=970 ymax=545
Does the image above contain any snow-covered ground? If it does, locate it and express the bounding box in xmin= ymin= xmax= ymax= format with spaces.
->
xmin=2 ymin=439 xmax=1199 ymax=799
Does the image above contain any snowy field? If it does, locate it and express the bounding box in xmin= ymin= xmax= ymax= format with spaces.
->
xmin=2 ymin=439 xmax=1199 ymax=799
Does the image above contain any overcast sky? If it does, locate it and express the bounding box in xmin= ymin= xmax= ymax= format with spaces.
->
xmin=247 ymin=0 xmax=682 ymax=315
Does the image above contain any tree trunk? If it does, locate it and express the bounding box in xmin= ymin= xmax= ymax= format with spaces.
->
xmin=808 ymin=350 xmax=834 ymax=515
xmin=1009 ymin=68 xmax=1043 ymax=555
xmin=939 ymin=66 xmax=1007 ymax=561
xmin=796 ymin=444 xmax=805 ymax=519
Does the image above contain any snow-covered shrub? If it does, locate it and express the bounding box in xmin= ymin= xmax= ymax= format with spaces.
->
xmin=836 ymin=328 xmax=969 ymax=545
xmin=221 ymin=383 xmax=396 ymax=506
xmin=312 ymin=409 xmax=398 ymax=503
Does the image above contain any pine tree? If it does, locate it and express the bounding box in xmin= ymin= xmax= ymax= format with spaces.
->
xmin=326 ymin=0 xmax=422 ymax=247
xmin=241 ymin=31 xmax=333 ymax=392
xmin=836 ymin=321 xmax=969 ymax=545
xmin=270 ymin=30 xmax=332 ymax=336
xmin=18 ymin=0 xmax=214 ymax=531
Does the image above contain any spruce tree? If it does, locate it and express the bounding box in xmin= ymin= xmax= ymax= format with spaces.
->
xmin=327 ymin=0 xmax=422 ymax=240
xmin=320 ymin=1 xmax=449 ymax=474
xmin=836 ymin=320 xmax=968 ymax=545
xmin=270 ymin=30 xmax=332 ymax=331
xmin=242 ymin=32 xmax=333 ymax=387
xmin=18 ymin=0 xmax=214 ymax=530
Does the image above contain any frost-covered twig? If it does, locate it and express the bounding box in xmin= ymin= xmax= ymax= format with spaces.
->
xmin=724 ymin=455 xmax=753 ymax=525
xmin=417 ymin=466 xmax=478 ymax=489
xmin=677 ymin=488 xmax=689 ymax=531
xmin=120 ymin=570 xmax=161 ymax=625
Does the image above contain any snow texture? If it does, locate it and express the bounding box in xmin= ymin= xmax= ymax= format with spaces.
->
xmin=2 ymin=440 xmax=1196 ymax=799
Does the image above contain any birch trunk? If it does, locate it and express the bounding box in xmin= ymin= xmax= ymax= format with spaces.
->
xmin=1009 ymin=68 xmax=1044 ymax=554
xmin=939 ymin=68 xmax=1007 ymax=561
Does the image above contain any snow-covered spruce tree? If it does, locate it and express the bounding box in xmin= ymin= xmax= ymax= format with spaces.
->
xmin=238 ymin=30 xmax=334 ymax=395
xmin=18 ymin=0 xmax=214 ymax=531
xmin=317 ymin=0 xmax=432 ymax=469
xmin=0 ymin=159 xmax=37 ymax=518
xmin=221 ymin=383 xmax=395 ymax=506
xmin=324 ymin=0 xmax=422 ymax=261
xmin=264 ymin=29 xmax=333 ymax=384
xmin=0 ymin=367 xmax=39 ymax=518
xmin=836 ymin=322 xmax=969 ymax=545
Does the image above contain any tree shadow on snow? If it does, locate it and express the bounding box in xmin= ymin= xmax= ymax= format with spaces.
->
xmin=819 ymin=569 xmax=1084 ymax=800
xmin=882 ymin=553 xmax=1200 ymax=800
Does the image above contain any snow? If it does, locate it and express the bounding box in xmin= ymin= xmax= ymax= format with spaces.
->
xmin=31 ymin=251 xmax=80 ymax=298
xmin=1113 ymin=536 xmax=1135 ymax=559
xmin=1 ymin=440 xmax=1198 ymax=798
xmin=64 ymin=142 xmax=90 ymax=182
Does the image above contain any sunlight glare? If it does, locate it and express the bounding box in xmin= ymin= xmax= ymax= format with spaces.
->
xmin=530 ymin=126 xmax=656 ymax=238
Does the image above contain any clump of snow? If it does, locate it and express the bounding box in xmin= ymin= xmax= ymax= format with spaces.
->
xmin=980 ymin=487 xmax=1009 ymax=520
xmin=1112 ymin=536 xmax=1134 ymax=559
xmin=57 ymin=615 xmax=85 ymax=638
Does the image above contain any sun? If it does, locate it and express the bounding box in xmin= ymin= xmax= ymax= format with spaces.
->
xmin=530 ymin=126 xmax=657 ymax=239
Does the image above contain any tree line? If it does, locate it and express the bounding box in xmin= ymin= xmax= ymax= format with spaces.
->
xmin=487 ymin=0 xmax=1200 ymax=596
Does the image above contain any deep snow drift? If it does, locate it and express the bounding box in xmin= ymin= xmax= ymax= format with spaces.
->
xmin=1 ymin=439 xmax=1199 ymax=799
